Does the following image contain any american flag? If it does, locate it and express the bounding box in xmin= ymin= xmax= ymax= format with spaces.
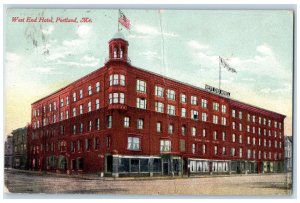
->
xmin=219 ymin=56 xmax=237 ymax=73
xmin=118 ymin=10 xmax=131 ymax=30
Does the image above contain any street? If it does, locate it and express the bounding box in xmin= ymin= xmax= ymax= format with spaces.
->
xmin=4 ymin=169 xmax=292 ymax=196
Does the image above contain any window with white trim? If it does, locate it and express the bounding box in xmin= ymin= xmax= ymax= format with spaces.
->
xmin=239 ymin=123 xmax=242 ymax=131
xmin=191 ymin=110 xmax=199 ymax=120
xmin=88 ymin=101 xmax=91 ymax=112
xmin=202 ymin=112 xmax=207 ymax=122
xmin=222 ymin=132 xmax=226 ymax=141
xmin=155 ymin=102 xmax=164 ymax=113
xmin=79 ymin=89 xmax=83 ymax=99
xmin=192 ymin=144 xmax=196 ymax=154
xmin=191 ymin=96 xmax=197 ymax=105
xmin=157 ymin=122 xmax=162 ymax=133
xmin=231 ymin=148 xmax=236 ymax=157
xmin=60 ymin=98 xmax=64 ymax=107
xmin=136 ymin=98 xmax=146 ymax=109
xmin=232 ymin=122 xmax=236 ymax=129
xmin=201 ymin=99 xmax=208 ymax=108
xmin=167 ymin=104 xmax=176 ymax=116
xmin=137 ymin=119 xmax=144 ymax=129
xmin=181 ymin=125 xmax=186 ymax=136
xmin=88 ymin=85 xmax=92 ymax=96
xmin=239 ymin=111 xmax=242 ymax=119
xmin=96 ymin=99 xmax=100 ymax=110
xmin=239 ymin=148 xmax=243 ymax=158
xmin=96 ymin=82 xmax=100 ymax=92
xmin=213 ymin=102 xmax=219 ymax=111
xmin=107 ymin=115 xmax=112 ymax=128
xmin=168 ymin=124 xmax=174 ymax=134
xmin=79 ymin=105 xmax=83 ymax=115
xmin=160 ymin=140 xmax=171 ymax=152
xmin=66 ymin=110 xmax=69 ymax=119
xmin=136 ymin=79 xmax=146 ymax=93
xmin=232 ymin=134 xmax=236 ymax=142
xmin=181 ymin=108 xmax=186 ymax=118
xmin=232 ymin=109 xmax=236 ymax=118
xmin=214 ymin=146 xmax=218 ymax=155
xmin=221 ymin=105 xmax=226 ymax=113
xmin=202 ymin=129 xmax=206 ymax=137
xmin=213 ymin=131 xmax=217 ymax=140
xmin=213 ymin=115 xmax=218 ymax=124
xmin=73 ymin=108 xmax=76 ymax=117
xmin=73 ymin=92 xmax=76 ymax=102
xmin=167 ymin=89 xmax=176 ymax=100
xmin=155 ymin=86 xmax=164 ymax=97
xmin=128 ymin=137 xmax=140 ymax=151
xmin=221 ymin=117 xmax=226 ymax=125
xmin=252 ymin=115 xmax=256 ymax=123
xmin=239 ymin=134 xmax=242 ymax=143
xmin=124 ymin=117 xmax=130 ymax=128
xmin=181 ymin=94 xmax=187 ymax=103
xmin=191 ymin=127 xmax=196 ymax=136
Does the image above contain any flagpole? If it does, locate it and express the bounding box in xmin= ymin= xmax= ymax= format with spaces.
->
xmin=118 ymin=9 xmax=120 ymax=32
xmin=219 ymin=56 xmax=221 ymax=89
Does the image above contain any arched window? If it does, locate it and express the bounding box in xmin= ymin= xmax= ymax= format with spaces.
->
xmin=114 ymin=47 xmax=118 ymax=58
xmin=120 ymin=47 xmax=123 ymax=58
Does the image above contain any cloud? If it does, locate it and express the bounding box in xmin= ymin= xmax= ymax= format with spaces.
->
xmin=56 ymin=60 xmax=99 ymax=68
xmin=77 ymin=25 xmax=91 ymax=38
xmin=30 ymin=67 xmax=57 ymax=73
xmin=62 ymin=39 xmax=82 ymax=47
xmin=187 ymin=40 xmax=210 ymax=50
xmin=133 ymin=24 xmax=178 ymax=38
xmin=256 ymin=44 xmax=273 ymax=56
xmin=81 ymin=55 xmax=99 ymax=63
xmin=41 ymin=25 xmax=54 ymax=35
xmin=139 ymin=51 xmax=161 ymax=60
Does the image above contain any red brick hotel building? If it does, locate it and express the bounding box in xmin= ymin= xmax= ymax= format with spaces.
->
xmin=28 ymin=32 xmax=285 ymax=177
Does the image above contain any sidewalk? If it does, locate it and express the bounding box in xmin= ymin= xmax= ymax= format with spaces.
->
xmin=5 ymin=168 xmax=289 ymax=182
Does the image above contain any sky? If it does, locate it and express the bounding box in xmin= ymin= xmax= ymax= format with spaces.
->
xmin=4 ymin=9 xmax=293 ymax=137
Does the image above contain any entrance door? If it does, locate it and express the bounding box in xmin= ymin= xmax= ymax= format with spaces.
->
xmin=163 ymin=162 xmax=169 ymax=175
xmin=106 ymin=155 xmax=112 ymax=173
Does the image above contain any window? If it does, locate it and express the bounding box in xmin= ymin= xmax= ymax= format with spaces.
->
xmin=88 ymin=121 xmax=92 ymax=131
xmin=239 ymin=148 xmax=243 ymax=158
xmin=252 ymin=126 xmax=255 ymax=134
xmin=268 ymin=119 xmax=271 ymax=127
xmin=80 ymin=123 xmax=83 ymax=133
xmin=160 ymin=140 xmax=171 ymax=152
xmin=107 ymin=115 xmax=112 ymax=128
xmin=167 ymin=89 xmax=176 ymax=100
xmin=247 ymin=125 xmax=250 ymax=132
xmin=202 ymin=144 xmax=206 ymax=154
xmin=53 ymin=115 xmax=56 ymax=123
xmin=167 ymin=105 xmax=176 ymax=115
xmin=168 ymin=124 xmax=174 ymax=134
xmin=181 ymin=125 xmax=186 ymax=136
xmin=221 ymin=117 xmax=226 ymax=125
xmin=191 ymin=127 xmax=196 ymax=136
xmin=239 ymin=135 xmax=242 ymax=143
xmin=65 ymin=96 xmax=69 ymax=106
xmin=181 ymin=94 xmax=187 ymax=103
xmin=232 ymin=134 xmax=236 ymax=142
xmin=88 ymin=85 xmax=92 ymax=96
xmin=88 ymin=101 xmax=92 ymax=112
xmin=247 ymin=149 xmax=251 ymax=159
xmin=155 ymin=102 xmax=164 ymax=113
xmin=95 ymin=99 xmax=100 ymax=110
xmin=155 ymin=86 xmax=164 ymax=97
xmin=239 ymin=111 xmax=242 ymax=119
xmin=79 ymin=89 xmax=83 ymax=99
xmin=128 ymin=137 xmax=140 ymax=150
xmin=258 ymin=138 xmax=261 ymax=146
xmin=136 ymin=79 xmax=146 ymax=93
xmin=136 ymin=98 xmax=147 ymax=109
xmin=66 ymin=110 xmax=69 ymax=119
xmin=279 ymin=122 xmax=282 ymax=129
xmin=247 ymin=136 xmax=250 ymax=144
xmin=202 ymin=129 xmax=206 ymax=137
xmin=201 ymin=99 xmax=208 ymax=108
xmin=157 ymin=122 xmax=162 ymax=133
xmin=258 ymin=127 xmax=261 ymax=135
xmin=73 ymin=124 xmax=76 ymax=135
xmin=79 ymin=105 xmax=83 ymax=115
xmin=231 ymin=148 xmax=236 ymax=157
xmin=274 ymin=121 xmax=277 ymax=128
xmin=232 ymin=110 xmax=236 ymax=118
xmin=192 ymin=144 xmax=196 ymax=154
xmin=96 ymin=82 xmax=100 ymax=92
xmin=124 ymin=117 xmax=130 ymax=128
xmin=137 ymin=119 xmax=144 ymax=129
xmin=221 ymin=105 xmax=226 ymax=113
xmin=214 ymin=146 xmax=218 ymax=155
xmin=253 ymin=137 xmax=256 ymax=145
xmin=113 ymin=74 xmax=118 ymax=85
xmin=120 ymin=75 xmax=125 ymax=86
xmin=239 ymin=123 xmax=242 ymax=131
xmin=60 ymin=98 xmax=64 ymax=107
xmin=191 ymin=110 xmax=198 ymax=120
xmin=213 ymin=131 xmax=217 ymax=140
xmin=73 ymin=92 xmax=76 ymax=102
xmin=191 ymin=96 xmax=197 ymax=105
xmin=181 ymin=108 xmax=186 ymax=118
xmin=247 ymin=114 xmax=251 ymax=122
xmin=222 ymin=147 xmax=226 ymax=155
xmin=73 ymin=108 xmax=76 ymax=117
xmin=60 ymin=112 xmax=64 ymax=121
xmin=109 ymin=93 xmax=124 ymax=104
xmin=53 ymin=102 xmax=56 ymax=110
xmin=202 ymin=113 xmax=207 ymax=122
xmin=213 ymin=115 xmax=218 ymax=124
xmin=213 ymin=102 xmax=219 ymax=111
xmin=252 ymin=115 xmax=256 ymax=123
xmin=96 ymin=118 xmax=100 ymax=130
xmin=222 ymin=132 xmax=226 ymax=141
xmin=85 ymin=139 xmax=91 ymax=151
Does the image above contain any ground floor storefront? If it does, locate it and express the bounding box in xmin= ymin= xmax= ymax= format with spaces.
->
xmin=28 ymin=155 xmax=285 ymax=177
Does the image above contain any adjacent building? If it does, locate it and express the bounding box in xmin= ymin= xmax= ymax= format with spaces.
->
xmin=5 ymin=135 xmax=13 ymax=168
xmin=284 ymin=136 xmax=292 ymax=172
xmin=27 ymin=32 xmax=285 ymax=177
xmin=12 ymin=127 xmax=28 ymax=169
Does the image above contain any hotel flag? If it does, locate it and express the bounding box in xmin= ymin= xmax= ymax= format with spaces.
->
xmin=218 ymin=56 xmax=237 ymax=90
xmin=118 ymin=10 xmax=131 ymax=30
